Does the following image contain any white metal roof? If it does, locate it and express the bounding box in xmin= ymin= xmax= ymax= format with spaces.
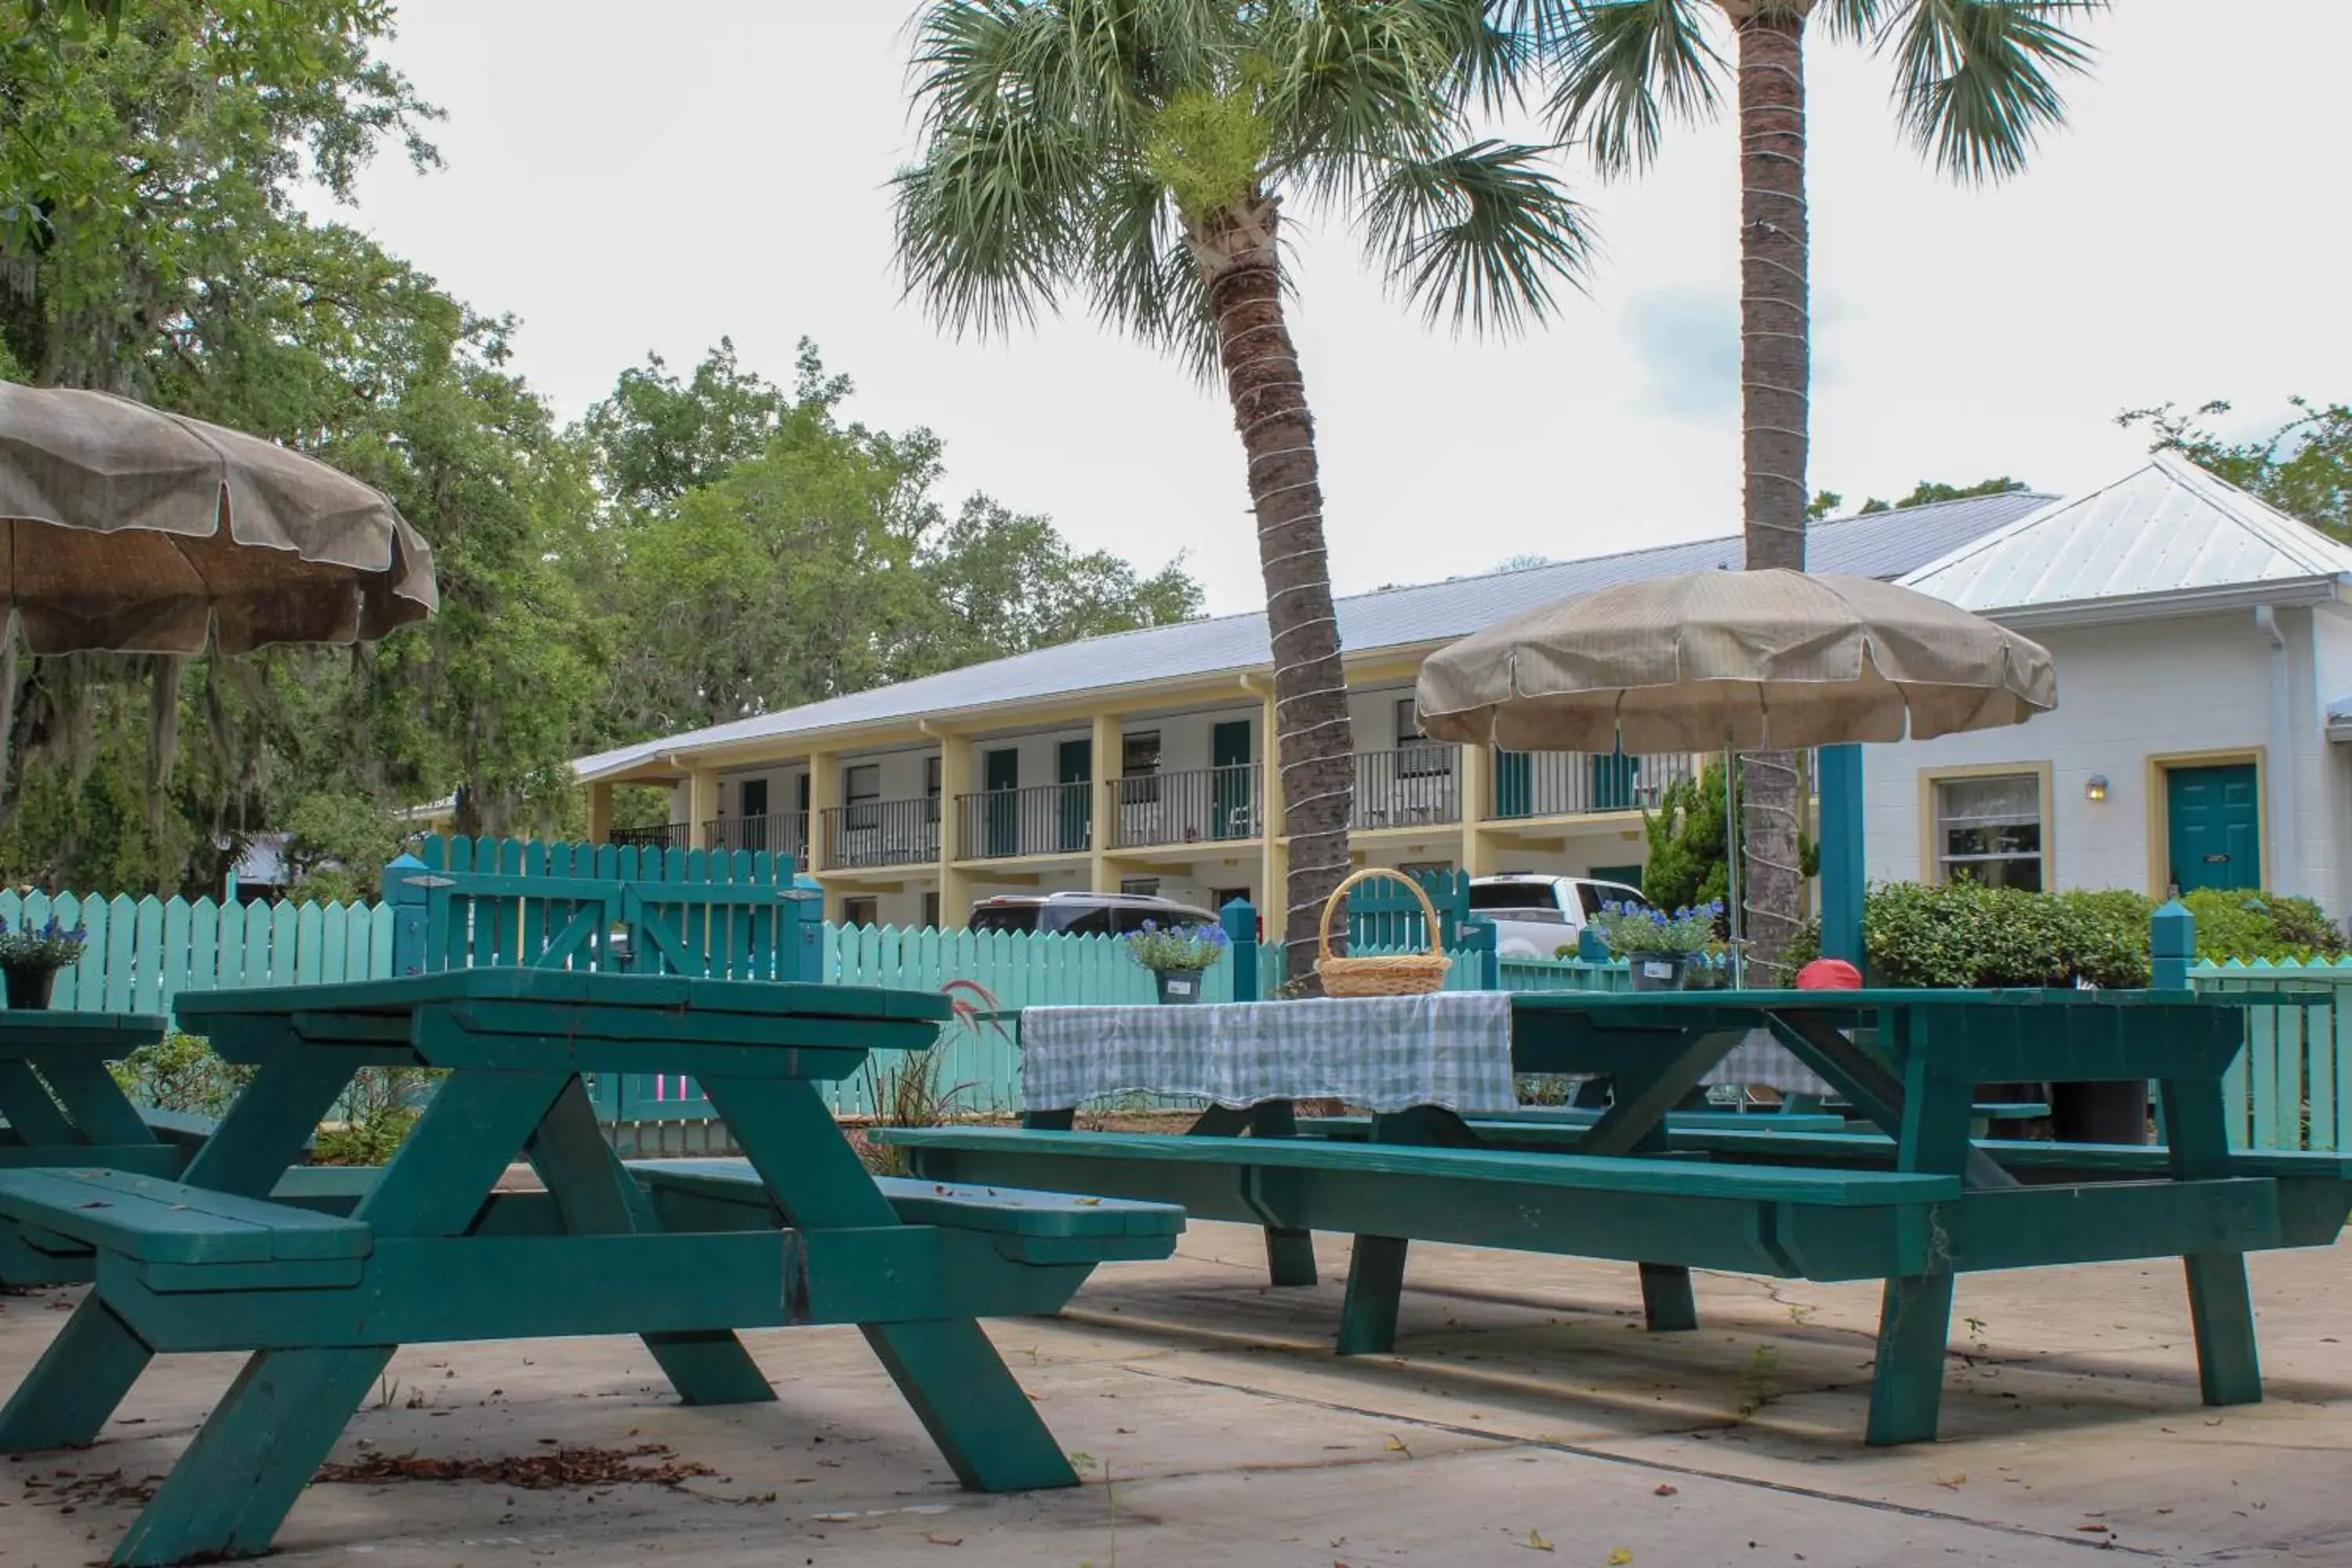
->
xmin=573 ymin=490 xmax=2046 ymax=781
xmin=1899 ymin=452 xmax=2352 ymax=626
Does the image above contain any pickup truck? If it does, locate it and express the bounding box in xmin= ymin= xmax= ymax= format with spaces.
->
xmin=1466 ymin=873 xmax=1652 ymax=958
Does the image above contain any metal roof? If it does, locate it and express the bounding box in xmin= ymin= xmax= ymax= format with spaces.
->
xmin=575 ymin=489 xmax=2048 ymax=780
xmin=1900 ymin=452 xmax=2352 ymax=623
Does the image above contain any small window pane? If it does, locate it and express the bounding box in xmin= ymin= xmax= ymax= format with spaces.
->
xmin=846 ymin=764 xmax=880 ymax=803
xmin=1935 ymin=772 xmax=2043 ymax=893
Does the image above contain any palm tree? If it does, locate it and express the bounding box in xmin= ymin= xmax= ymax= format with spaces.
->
xmin=895 ymin=2 xmax=1592 ymax=985
xmin=1539 ymin=0 xmax=2099 ymax=976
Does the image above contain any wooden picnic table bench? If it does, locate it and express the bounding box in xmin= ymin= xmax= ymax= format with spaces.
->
xmin=0 ymin=970 xmax=1181 ymax=1568
xmin=878 ymin=985 xmax=2351 ymax=1448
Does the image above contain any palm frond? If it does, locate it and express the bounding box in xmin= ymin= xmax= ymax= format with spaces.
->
xmin=1544 ymin=0 xmax=1723 ymax=177
xmin=892 ymin=118 xmax=1083 ymax=339
xmin=1362 ymin=140 xmax=1594 ymax=336
xmin=1817 ymin=0 xmax=1892 ymax=45
xmin=1080 ymin=158 xmax=1220 ymax=379
xmin=1879 ymin=0 xmax=2103 ymax=182
xmin=1259 ymin=0 xmax=1464 ymax=191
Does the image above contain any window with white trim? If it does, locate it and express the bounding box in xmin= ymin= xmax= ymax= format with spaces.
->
xmin=1396 ymin=698 xmax=1449 ymax=779
xmin=1933 ymin=773 xmax=2044 ymax=892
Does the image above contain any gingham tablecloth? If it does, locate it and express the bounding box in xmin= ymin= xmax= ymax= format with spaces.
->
xmin=1710 ymin=1028 xmax=1835 ymax=1097
xmin=1018 ymin=993 xmax=1519 ymax=1113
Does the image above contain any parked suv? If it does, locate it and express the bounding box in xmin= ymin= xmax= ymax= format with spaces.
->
xmin=967 ymin=891 xmax=1218 ymax=937
xmin=1467 ymin=874 xmax=1651 ymax=958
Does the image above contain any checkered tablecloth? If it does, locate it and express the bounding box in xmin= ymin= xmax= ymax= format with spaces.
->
xmin=1710 ymin=1028 xmax=1836 ymax=1096
xmin=1018 ymin=993 xmax=1519 ymax=1114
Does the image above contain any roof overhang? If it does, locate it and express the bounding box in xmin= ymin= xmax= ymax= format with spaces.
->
xmin=1965 ymin=575 xmax=2348 ymax=633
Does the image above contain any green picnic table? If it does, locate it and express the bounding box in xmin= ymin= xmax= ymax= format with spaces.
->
xmin=0 ymin=1012 xmax=186 ymax=1284
xmin=880 ymin=985 xmax=2351 ymax=1446
xmin=0 ymin=970 xmax=1181 ymax=1567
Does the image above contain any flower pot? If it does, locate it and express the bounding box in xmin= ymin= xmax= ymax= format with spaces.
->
xmin=1154 ymin=968 xmax=1207 ymax=1005
xmin=1627 ymin=953 xmax=1692 ymax=992
xmin=2 ymin=966 xmax=56 ymax=1011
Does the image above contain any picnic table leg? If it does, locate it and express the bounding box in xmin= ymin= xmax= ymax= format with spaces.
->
xmin=110 ymin=1347 xmax=394 ymax=1568
xmin=0 ymin=1298 xmax=156 ymax=1451
xmin=1251 ymin=1102 xmax=1319 ymax=1287
xmin=701 ymin=1074 xmax=1079 ymax=1492
xmin=1866 ymin=1272 xmax=1956 ymax=1447
xmin=1577 ymin=1033 xmax=1730 ymax=1333
xmin=0 ymin=1061 xmax=79 ymax=1146
xmin=527 ymin=1077 xmax=775 ymax=1406
xmin=2159 ymin=1072 xmax=2263 ymax=1407
xmin=33 ymin=1058 xmax=158 ymax=1147
xmin=1338 ymin=1236 xmax=1409 ymax=1356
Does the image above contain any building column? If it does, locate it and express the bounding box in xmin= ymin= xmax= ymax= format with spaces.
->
xmin=1461 ymin=744 xmax=1497 ymax=876
xmin=1256 ymin=679 xmax=1286 ymax=916
xmin=585 ymin=781 xmax=612 ymax=845
xmin=684 ymin=768 xmax=719 ymax=852
xmin=937 ymin=731 xmax=973 ymax=928
xmin=806 ymin=752 xmax=838 ymax=918
xmin=1090 ymin=710 xmax=1120 ymax=894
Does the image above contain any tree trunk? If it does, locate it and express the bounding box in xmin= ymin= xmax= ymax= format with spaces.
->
xmin=1733 ymin=9 xmax=1810 ymax=980
xmin=1193 ymin=193 xmax=1355 ymax=989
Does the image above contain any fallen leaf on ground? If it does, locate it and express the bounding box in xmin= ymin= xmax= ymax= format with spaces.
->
xmin=924 ymin=1532 xmax=962 ymax=1546
xmin=1385 ymin=1436 xmax=1411 ymax=1456
xmin=2076 ymin=1524 xmax=2111 ymax=1534
xmin=1653 ymin=1484 xmax=1677 ymax=1497
xmin=1608 ymin=1551 xmax=1634 ymax=1566
xmin=1936 ymin=1474 xmax=1966 ymax=1490
xmin=1524 ymin=1528 xmax=1554 ymax=1552
xmin=314 ymin=1445 xmax=715 ymax=1492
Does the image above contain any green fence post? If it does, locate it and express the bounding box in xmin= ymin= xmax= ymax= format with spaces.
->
xmin=1577 ymin=925 xmax=1610 ymax=963
xmin=2152 ymin=900 xmax=2195 ymax=990
xmin=1818 ymin=743 xmax=1866 ymax=969
xmin=790 ymin=874 xmax=825 ymax=983
xmin=1223 ymin=898 xmax=1259 ymax=1000
xmin=1459 ymin=917 xmax=1498 ymax=989
xmin=386 ymin=853 xmax=429 ymax=976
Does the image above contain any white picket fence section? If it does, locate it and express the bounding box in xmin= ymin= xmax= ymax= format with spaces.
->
xmin=0 ymin=890 xmax=395 ymax=1024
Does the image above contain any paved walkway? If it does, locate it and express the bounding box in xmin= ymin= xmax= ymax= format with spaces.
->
xmin=5 ymin=1221 xmax=2350 ymax=1566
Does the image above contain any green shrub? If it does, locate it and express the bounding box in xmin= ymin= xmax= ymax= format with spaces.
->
xmin=2181 ymin=888 xmax=2348 ymax=963
xmin=110 ymin=1033 xmax=252 ymax=1118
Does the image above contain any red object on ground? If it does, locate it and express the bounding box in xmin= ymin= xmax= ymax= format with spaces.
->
xmin=1796 ymin=958 xmax=1863 ymax=991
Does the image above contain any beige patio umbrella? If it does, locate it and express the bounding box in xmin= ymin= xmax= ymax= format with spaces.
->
xmin=1414 ymin=568 xmax=2054 ymax=754
xmin=0 ymin=383 xmax=438 ymax=655
xmin=1416 ymin=568 xmax=2056 ymax=982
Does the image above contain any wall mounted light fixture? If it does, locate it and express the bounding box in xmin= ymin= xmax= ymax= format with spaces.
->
xmin=2085 ymin=775 xmax=2110 ymax=802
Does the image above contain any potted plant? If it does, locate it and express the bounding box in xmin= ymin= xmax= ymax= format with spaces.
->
xmin=0 ymin=915 xmax=89 ymax=1011
xmin=1124 ymin=920 xmax=1229 ymax=1004
xmin=1592 ymin=901 xmax=1725 ymax=992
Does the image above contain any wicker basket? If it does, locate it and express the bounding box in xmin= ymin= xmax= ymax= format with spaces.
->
xmin=1314 ymin=867 xmax=1453 ymax=997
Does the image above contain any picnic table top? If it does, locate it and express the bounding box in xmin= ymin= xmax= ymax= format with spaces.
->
xmin=171 ymin=968 xmax=953 ymax=1023
xmin=0 ymin=1009 xmax=166 ymax=1054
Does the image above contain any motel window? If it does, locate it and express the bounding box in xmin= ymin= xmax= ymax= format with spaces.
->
xmin=841 ymin=895 xmax=880 ymax=928
xmin=922 ymin=891 xmax=940 ymax=929
xmin=924 ymin=755 xmax=942 ymax=822
xmin=1933 ymin=773 xmax=2045 ymax=892
xmin=1121 ymin=731 xmax=1163 ymax=805
xmin=844 ymin=764 xmax=882 ymax=833
xmin=1395 ymin=698 xmax=1449 ymax=779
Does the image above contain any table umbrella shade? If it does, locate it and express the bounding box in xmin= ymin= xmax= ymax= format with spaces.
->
xmin=0 ymin=385 xmax=437 ymax=655
xmin=1414 ymin=569 xmax=2056 ymax=754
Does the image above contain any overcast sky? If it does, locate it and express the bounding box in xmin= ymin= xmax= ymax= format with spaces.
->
xmin=329 ymin=2 xmax=2351 ymax=618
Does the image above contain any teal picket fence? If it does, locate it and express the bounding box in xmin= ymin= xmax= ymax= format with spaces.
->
xmin=2190 ymin=957 xmax=2352 ymax=1152
xmin=0 ymin=888 xmax=394 ymax=1024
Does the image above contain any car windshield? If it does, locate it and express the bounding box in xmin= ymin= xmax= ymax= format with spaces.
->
xmin=1467 ymin=884 xmax=1559 ymax=915
xmin=967 ymin=904 xmax=1042 ymax=934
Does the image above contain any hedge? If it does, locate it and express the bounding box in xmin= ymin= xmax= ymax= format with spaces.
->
xmin=1788 ymin=883 xmax=2347 ymax=989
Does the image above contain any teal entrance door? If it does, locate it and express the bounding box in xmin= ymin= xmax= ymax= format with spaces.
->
xmin=1056 ymin=739 xmax=1091 ymax=852
xmin=984 ymin=748 xmax=1019 ymax=857
xmin=2167 ymin=763 xmax=2259 ymax=893
xmin=1212 ymin=720 xmax=1253 ymax=838
xmin=1495 ymin=750 xmax=1533 ymax=818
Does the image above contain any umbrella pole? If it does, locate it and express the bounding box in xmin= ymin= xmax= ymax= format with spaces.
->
xmin=1723 ymin=745 xmax=1743 ymax=988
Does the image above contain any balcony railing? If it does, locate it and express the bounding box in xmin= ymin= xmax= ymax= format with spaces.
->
xmin=702 ymin=811 xmax=809 ymax=866
xmin=1352 ymin=745 xmax=1461 ymax=831
xmin=822 ymin=797 xmax=940 ymax=869
xmin=1109 ymin=764 xmax=1262 ymax=849
xmin=1490 ymin=750 xmax=1693 ymax=820
xmin=955 ymin=782 xmax=1092 ymax=860
xmin=607 ymin=822 xmax=688 ymax=851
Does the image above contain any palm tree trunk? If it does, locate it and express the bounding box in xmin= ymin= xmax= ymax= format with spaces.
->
xmin=1196 ymin=193 xmax=1356 ymax=988
xmin=1734 ymin=6 xmax=1809 ymax=979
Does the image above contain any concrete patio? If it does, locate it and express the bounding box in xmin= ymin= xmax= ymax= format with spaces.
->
xmin=4 ymin=1219 xmax=2348 ymax=1567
